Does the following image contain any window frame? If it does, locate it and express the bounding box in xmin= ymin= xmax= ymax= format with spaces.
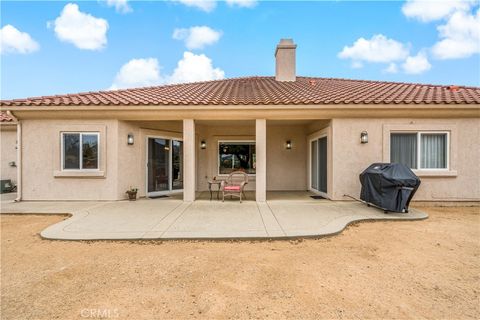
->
xmin=217 ymin=140 xmax=256 ymax=176
xmin=61 ymin=132 xmax=100 ymax=171
xmin=390 ymin=131 xmax=450 ymax=171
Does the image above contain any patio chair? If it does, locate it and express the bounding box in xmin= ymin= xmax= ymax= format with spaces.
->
xmin=220 ymin=171 xmax=249 ymax=203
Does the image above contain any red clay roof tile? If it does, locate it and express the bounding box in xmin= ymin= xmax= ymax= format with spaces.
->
xmin=1 ymin=76 xmax=479 ymax=107
xmin=0 ymin=111 xmax=14 ymax=122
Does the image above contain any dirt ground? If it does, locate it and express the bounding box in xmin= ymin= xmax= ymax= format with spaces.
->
xmin=1 ymin=206 xmax=479 ymax=320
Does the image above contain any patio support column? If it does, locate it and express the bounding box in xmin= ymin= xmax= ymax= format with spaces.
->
xmin=183 ymin=119 xmax=195 ymax=202
xmin=256 ymin=119 xmax=267 ymax=202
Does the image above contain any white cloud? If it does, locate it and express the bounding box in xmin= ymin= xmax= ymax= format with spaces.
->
xmin=172 ymin=26 xmax=222 ymax=50
xmin=169 ymin=51 xmax=224 ymax=84
xmin=402 ymin=51 xmax=432 ymax=74
xmin=225 ymin=0 xmax=257 ymax=8
xmin=338 ymin=34 xmax=433 ymax=75
xmin=110 ymin=58 xmax=162 ymax=89
xmin=351 ymin=61 xmax=363 ymax=69
xmin=51 ymin=3 xmax=108 ymax=50
xmin=384 ymin=63 xmax=398 ymax=74
xmin=110 ymin=52 xmax=224 ymax=89
xmin=402 ymin=0 xmax=473 ymax=22
xmin=432 ymin=8 xmax=480 ymax=59
xmin=0 ymin=24 xmax=39 ymax=54
xmin=105 ymin=0 xmax=132 ymax=13
xmin=174 ymin=0 xmax=216 ymax=12
xmin=338 ymin=34 xmax=409 ymax=64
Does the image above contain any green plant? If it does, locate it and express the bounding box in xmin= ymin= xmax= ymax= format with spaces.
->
xmin=126 ymin=187 xmax=138 ymax=194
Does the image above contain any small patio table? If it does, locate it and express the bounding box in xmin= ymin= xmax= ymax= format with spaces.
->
xmin=208 ymin=179 xmax=222 ymax=201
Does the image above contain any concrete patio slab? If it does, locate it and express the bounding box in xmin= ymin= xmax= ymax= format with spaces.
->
xmin=161 ymin=201 xmax=268 ymax=238
xmin=267 ymin=201 xmax=425 ymax=237
xmin=1 ymin=192 xmax=428 ymax=240
xmin=1 ymin=193 xmax=107 ymax=215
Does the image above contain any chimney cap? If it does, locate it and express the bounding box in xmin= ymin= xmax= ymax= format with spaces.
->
xmin=275 ymin=38 xmax=297 ymax=56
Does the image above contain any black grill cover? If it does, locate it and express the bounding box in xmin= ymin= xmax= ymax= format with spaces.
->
xmin=359 ymin=163 xmax=421 ymax=213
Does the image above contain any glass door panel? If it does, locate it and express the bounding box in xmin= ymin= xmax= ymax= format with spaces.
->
xmin=311 ymin=140 xmax=318 ymax=190
xmin=172 ymin=140 xmax=183 ymax=190
xmin=147 ymin=138 xmax=170 ymax=193
xmin=310 ymin=137 xmax=327 ymax=194
xmin=318 ymin=137 xmax=327 ymax=193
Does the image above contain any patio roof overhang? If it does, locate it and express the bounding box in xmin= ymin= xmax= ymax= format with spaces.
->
xmin=1 ymin=103 xmax=479 ymax=120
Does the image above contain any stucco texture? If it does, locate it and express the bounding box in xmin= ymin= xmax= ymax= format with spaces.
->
xmin=331 ymin=118 xmax=480 ymax=201
xmin=1 ymin=126 xmax=17 ymax=183
xmin=16 ymin=117 xmax=480 ymax=202
xmin=195 ymin=121 xmax=310 ymax=192
xmin=21 ymin=120 xmax=118 ymax=200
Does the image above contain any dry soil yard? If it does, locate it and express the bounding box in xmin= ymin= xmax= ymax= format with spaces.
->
xmin=1 ymin=206 xmax=479 ymax=319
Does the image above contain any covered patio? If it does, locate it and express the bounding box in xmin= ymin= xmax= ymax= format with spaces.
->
xmin=1 ymin=192 xmax=427 ymax=240
xmin=128 ymin=118 xmax=332 ymax=202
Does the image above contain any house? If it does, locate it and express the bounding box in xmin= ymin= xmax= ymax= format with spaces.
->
xmin=0 ymin=111 xmax=17 ymax=191
xmin=1 ymin=39 xmax=479 ymax=203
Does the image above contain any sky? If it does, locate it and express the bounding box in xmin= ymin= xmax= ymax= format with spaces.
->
xmin=1 ymin=0 xmax=479 ymax=100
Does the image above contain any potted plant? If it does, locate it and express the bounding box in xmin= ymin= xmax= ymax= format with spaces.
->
xmin=126 ymin=187 xmax=138 ymax=201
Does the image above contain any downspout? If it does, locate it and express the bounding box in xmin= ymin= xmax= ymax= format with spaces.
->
xmin=6 ymin=111 xmax=21 ymax=202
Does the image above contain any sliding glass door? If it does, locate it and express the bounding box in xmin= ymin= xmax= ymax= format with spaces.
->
xmin=172 ymin=140 xmax=183 ymax=190
xmin=147 ymin=137 xmax=183 ymax=196
xmin=310 ymin=136 xmax=327 ymax=194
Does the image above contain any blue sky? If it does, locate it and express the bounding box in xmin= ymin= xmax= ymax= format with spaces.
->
xmin=1 ymin=0 xmax=479 ymax=99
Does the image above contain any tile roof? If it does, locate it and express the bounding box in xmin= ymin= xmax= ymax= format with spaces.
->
xmin=0 ymin=111 xmax=15 ymax=122
xmin=1 ymin=76 xmax=479 ymax=107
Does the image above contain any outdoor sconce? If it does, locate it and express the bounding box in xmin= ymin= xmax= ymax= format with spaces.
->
xmin=127 ymin=133 xmax=134 ymax=145
xmin=8 ymin=161 xmax=16 ymax=167
xmin=201 ymin=140 xmax=207 ymax=149
xmin=285 ymin=140 xmax=292 ymax=150
xmin=360 ymin=131 xmax=368 ymax=144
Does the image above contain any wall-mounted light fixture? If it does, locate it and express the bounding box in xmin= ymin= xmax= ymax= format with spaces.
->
xmin=201 ymin=140 xmax=207 ymax=149
xmin=127 ymin=133 xmax=134 ymax=145
xmin=285 ymin=140 xmax=292 ymax=150
xmin=8 ymin=161 xmax=16 ymax=167
xmin=360 ymin=131 xmax=368 ymax=144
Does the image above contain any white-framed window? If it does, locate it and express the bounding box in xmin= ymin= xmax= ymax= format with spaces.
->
xmin=218 ymin=141 xmax=256 ymax=175
xmin=390 ymin=131 xmax=449 ymax=170
xmin=61 ymin=132 xmax=100 ymax=170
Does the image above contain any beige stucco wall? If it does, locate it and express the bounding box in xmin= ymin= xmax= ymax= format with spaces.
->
xmin=331 ymin=118 xmax=480 ymax=201
xmin=15 ymin=116 xmax=479 ymax=202
xmin=196 ymin=122 xmax=256 ymax=191
xmin=1 ymin=125 xmax=17 ymax=183
xmin=118 ymin=120 xmax=314 ymax=195
xmin=21 ymin=119 xmax=119 ymax=200
xmin=117 ymin=121 xmax=183 ymax=199
xmin=266 ymin=123 xmax=308 ymax=191
xmin=195 ymin=121 xmax=309 ymax=192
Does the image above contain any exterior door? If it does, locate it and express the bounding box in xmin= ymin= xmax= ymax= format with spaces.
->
xmin=171 ymin=140 xmax=183 ymax=190
xmin=317 ymin=137 xmax=327 ymax=193
xmin=147 ymin=137 xmax=183 ymax=196
xmin=310 ymin=136 xmax=327 ymax=195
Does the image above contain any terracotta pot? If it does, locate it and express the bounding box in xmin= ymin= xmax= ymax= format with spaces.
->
xmin=126 ymin=191 xmax=137 ymax=201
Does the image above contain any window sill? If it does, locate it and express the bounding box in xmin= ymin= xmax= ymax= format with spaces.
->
xmin=413 ymin=170 xmax=457 ymax=177
xmin=54 ymin=170 xmax=105 ymax=178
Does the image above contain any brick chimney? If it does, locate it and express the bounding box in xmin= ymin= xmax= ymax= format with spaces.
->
xmin=275 ymin=39 xmax=297 ymax=82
